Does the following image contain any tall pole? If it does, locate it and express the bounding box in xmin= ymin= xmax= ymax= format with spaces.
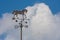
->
xmin=20 ymin=12 xmax=24 ymax=40
xmin=20 ymin=23 xmax=22 ymax=40
xmin=21 ymin=26 xmax=22 ymax=40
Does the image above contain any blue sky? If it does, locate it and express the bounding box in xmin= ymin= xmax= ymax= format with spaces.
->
xmin=0 ymin=0 xmax=60 ymax=40
xmin=0 ymin=0 xmax=60 ymax=17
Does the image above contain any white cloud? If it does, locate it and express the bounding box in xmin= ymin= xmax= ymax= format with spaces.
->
xmin=0 ymin=13 xmax=16 ymax=34
xmin=0 ymin=3 xmax=60 ymax=40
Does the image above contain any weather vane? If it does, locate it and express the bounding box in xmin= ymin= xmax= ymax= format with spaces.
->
xmin=12 ymin=9 xmax=29 ymax=40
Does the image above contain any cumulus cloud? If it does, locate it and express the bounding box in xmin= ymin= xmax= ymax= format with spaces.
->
xmin=0 ymin=3 xmax=60 ymax=40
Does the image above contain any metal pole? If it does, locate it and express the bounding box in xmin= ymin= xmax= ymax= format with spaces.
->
xmin=20 ymin=14 xmax=24 ymax=40
xmin=20 ymin=23 xmax=22 ymax=40
xmin=21 ymin=25 xmax=22 ymax=40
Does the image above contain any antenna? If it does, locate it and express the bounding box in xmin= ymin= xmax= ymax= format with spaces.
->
xmin=12 ymin=9 xmax=29 ymax=40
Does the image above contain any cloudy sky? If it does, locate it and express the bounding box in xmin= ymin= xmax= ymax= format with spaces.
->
xmin=0 ymin=0 xmax=60 ymax=40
